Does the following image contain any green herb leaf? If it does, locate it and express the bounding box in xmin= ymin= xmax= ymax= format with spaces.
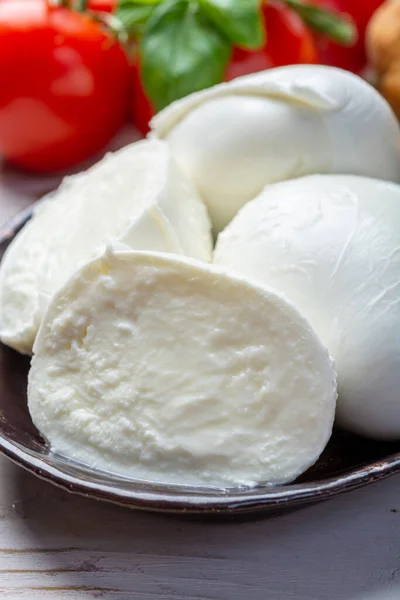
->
xmin=140 ymin=0 xmax=231 ymax=111
xmin=283 ymin=0 xmax=357 ymax=47
xmin=198 ymin=0 xmax=264 ymax=49
xmin=117 ymin=0 xmax=156 ymax=36
xmin=76 ymin=0 xmax=89 ymax=11
xmin=119 ymin=0 xmax=163 ymax=5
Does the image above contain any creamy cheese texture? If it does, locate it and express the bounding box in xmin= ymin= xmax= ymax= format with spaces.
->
xmin=215 ymin=174 xmax=400 ymax=440
xmin=152 ymin=65 xmax=400 ymax=232
xmin=0 ymin=139 xmax=212 ymax=354
xmin=28 ymin=250 xmax=337 ymax=487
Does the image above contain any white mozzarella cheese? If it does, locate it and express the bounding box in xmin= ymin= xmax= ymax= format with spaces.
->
xmin=215 ymin=174 xmax=400 ymax=440
xmin=0 ymin=139 xmax=212 ymax=354
xmin=28 ymin=250 xmax=337 ymax=487
xmin=152 ymin=65 xmax=400 ymax=232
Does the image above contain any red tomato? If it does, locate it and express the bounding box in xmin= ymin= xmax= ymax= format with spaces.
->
xmin=132 ymin=1 xmax=318 ymax=134
xmin=334 ymin=0 xmax=384 ymax=33
xmin=87 ymin=0 xmax=117 ymax=12
xmin=312 ymin=0 xmax=384 ymax=73
xmin=0 ymin=0 xmax=129 ymax=172
xmin=131 ymin=54 xmax=154 ymax=136
xmin=226 ymin=1 xmax=317 ymax=81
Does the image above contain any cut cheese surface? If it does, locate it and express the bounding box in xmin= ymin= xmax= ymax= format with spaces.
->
xmin=152 ymin=65 xmax=400 ymax=232
xmin=0 ymin=140 xmax=212 ymax=354
xmin=215 ymin=174 xmax=400 ymax=440
xmin=28 ymin=250 xmax=337 ymax=487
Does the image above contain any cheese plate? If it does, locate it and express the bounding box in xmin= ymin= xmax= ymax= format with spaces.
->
xmin=0 ymin=204 xmax=399 ymax=517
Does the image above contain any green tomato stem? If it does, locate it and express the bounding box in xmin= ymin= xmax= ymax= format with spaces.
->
xmin=77 ymin=0 xmax=89 ymax=10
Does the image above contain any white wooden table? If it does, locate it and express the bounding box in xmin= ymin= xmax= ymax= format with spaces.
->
xmin=0 ymin=457 xmax=399 ymax=599
xmin=1 ymin=147 xmax=399 ymax=600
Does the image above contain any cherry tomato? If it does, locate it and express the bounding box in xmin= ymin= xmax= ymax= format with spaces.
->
xmin=0 ymin=0 xmax=129 ymax=172
xmin=233 ymin=0 xmax=318 ymax=74
xmin=87 ymin=0 xmax=117 ymax=13
xmin=226 ymin=1 xmax=317 ymax=80
xmin=312 ymin=0 xmax=384 ymax=73
xmin=132 ymin=0 xmax=318 ymax=134
xmin=334 ymin=0 xmax=384 ymax=33
xmin=131 ymin=53 xmax=154 ymax=136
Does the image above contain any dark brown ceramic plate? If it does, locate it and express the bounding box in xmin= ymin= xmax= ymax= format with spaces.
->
xmin=0 ymin=205 xmax=399 ymax=518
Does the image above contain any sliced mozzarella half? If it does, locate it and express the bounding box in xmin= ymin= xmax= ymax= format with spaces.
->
xmin=152 ymin=65 xmax=400 ymax=232
xmin=215 ymin=174 xmax=400 ymax=440
xmin=0 ymin=139 xmax=212 ymax=354
xmin=28 ymin=250 xmax=336 ymax=487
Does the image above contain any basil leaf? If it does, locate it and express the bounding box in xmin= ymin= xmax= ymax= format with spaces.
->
xmin=140 ymin=0 xmax=231 ymax=111
xmin=117 ymin=1 xmax=156 ymax=36
xmin=284 ymin=0 xmax=357 ymax=47
xmin=119 ymin=0 xmax=162 ymax=5
xmin=198 ymin=0 xmax=264 ymax=49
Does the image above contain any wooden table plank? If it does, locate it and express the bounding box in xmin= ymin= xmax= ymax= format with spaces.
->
xmin=0 ymin=456 xmax=399 ymax=600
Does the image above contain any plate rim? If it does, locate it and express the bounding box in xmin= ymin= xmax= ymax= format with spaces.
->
xmin=0 ymin=436 xmax=399 ymax=515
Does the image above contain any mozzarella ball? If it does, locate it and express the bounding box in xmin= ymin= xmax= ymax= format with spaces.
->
xmin=28 ymin=250 xmax=336 ymax=487
xmin=152 ymin=65 xmax=400 ymax=233
xmin=215 ymin=175 xmax=400 ymax=440
xmin=0 ymin=140 xmax=212 ymax=354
